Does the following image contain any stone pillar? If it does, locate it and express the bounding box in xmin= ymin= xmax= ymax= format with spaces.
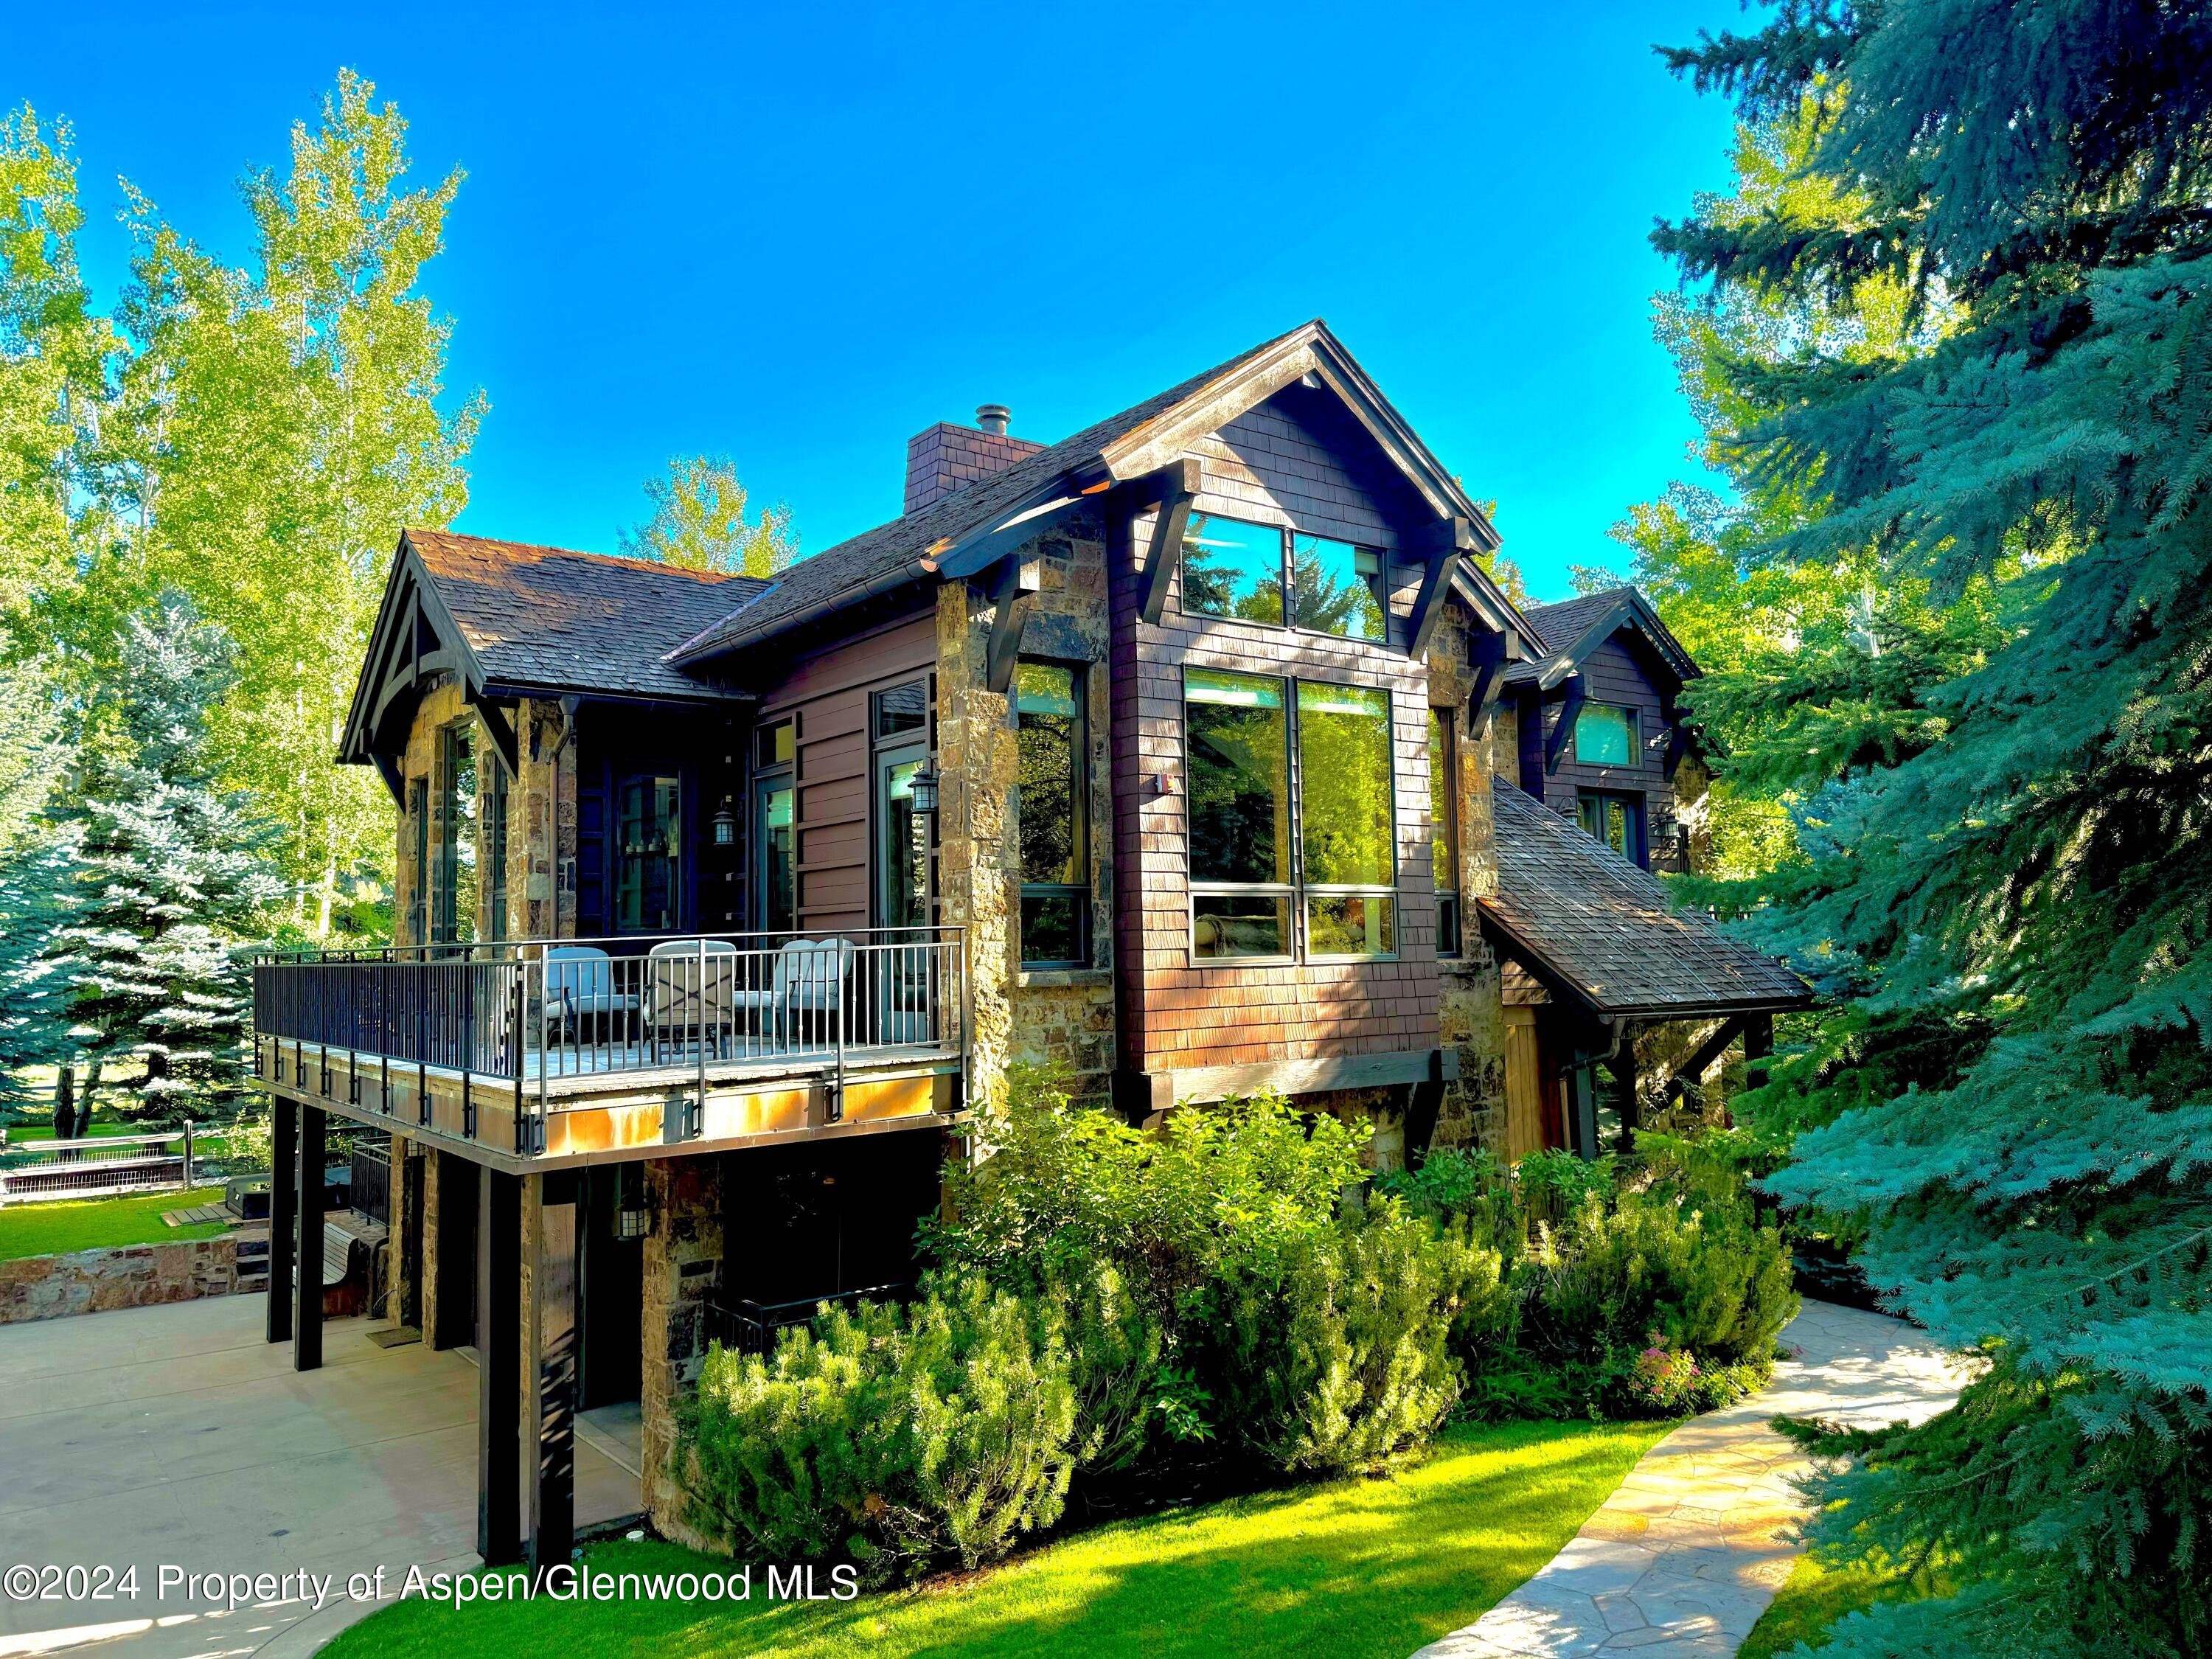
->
xmin=1426 ymin=617 xmax=1509 ymax=1154
xmin=640 ymin=1154 xmax=724 ymax=1548
xmin=935 ymin=582 xmax=1019 ymax=1112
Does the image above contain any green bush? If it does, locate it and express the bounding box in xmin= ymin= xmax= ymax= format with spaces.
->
xmin=1209 ymin=1202 xmax=1493 ymax=1475
xmin=678 ymin=1273 xmax=1077 ymax=1583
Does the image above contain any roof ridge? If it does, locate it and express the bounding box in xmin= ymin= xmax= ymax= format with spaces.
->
xmin=406 ymin=526 xmax=766 ymax=588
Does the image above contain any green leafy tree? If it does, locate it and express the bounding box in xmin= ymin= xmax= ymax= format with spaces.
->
xmin=619 ymin=453 xmax=798 ymax=575
xmin=1651 ymin=7 xmax=2212 ymax=1654
xmin=49 ymin=591 xmax=281 ymax=1122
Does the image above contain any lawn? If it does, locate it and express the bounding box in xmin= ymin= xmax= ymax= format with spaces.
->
xmin=0 ymin=1186 xmax=228 ymax=1260
xmin=327 ymin=1416 xmax=1669 ymax=1659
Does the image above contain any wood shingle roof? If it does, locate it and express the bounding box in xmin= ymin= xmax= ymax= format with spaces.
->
xmin=1479 ymin=779 xmax=1809 ymax=1018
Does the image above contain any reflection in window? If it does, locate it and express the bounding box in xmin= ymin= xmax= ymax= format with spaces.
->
xmin=875 ymin=681 xmax=928 ymax=740
xmin=1187 ymin=669 xmax=1291 ymax=958
xmin=1577 ymin=791 xmax=1647 ymax=867
xmin=487 ymin=760 xmax=509 ymax=941
xmin=1430 ymin=709 xmax=1460 ymax=956
xmin=434 ymin=723 xmax=478 ymax=945
xmin=1291 ymin=532 xmax=1385 ymax=641
xmin=756 ymin=719 xmax=796 ymax=770
xmin=1298 ymin=682 xmax=1396 ymax=956
xmin=617 ymin=776 xmax=681 ymax=932
xmin=1016 ymin=663 xmax=1087 ymax=966
xmin=1573 ymin=703 xmax=1638 ymax=768
xmin=1180 ymin=514 xmax=1284 ymax=625
xmin=757 ymin=782 xmax=795 ymax=934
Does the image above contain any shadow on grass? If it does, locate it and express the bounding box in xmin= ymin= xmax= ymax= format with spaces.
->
xmin=327 ymin=1417 xmax=1667 ymax=1659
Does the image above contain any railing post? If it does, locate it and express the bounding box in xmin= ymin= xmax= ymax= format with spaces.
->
xmin=692 ymin=937 xmax=707 ymax=1140
xmin=512 ymin=963 xmax=526 ymax=1155
xmin=462 ymin=959 xmax=476 ymax=1140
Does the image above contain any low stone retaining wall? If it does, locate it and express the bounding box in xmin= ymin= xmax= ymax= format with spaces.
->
xmin=0 ymin=1236 xmax=240 ymax=1325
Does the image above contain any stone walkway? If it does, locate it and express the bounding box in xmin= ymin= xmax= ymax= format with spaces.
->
xmin=1414 ymin=1301 xmax=1975 ymax=1659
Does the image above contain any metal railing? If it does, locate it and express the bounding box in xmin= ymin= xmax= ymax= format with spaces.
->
xmin=705 ymin=1283 xmax=912 ymax=1354
xmin=0 ymin=1126 xmax=204 ymax=1206
xmin=251 ymin=929 xmax=967 ymax=1148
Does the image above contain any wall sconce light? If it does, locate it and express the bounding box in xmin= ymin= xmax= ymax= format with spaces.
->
xmin=712 ymin=796 xmax=737 ymax=846
xmin=616 ymin=1199 xmax=653 ymax=1240
xmin=908 ymin=767 xmax=941 ymax=816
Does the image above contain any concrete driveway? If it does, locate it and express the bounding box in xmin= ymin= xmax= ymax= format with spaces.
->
xmin=0 ymin=1295 xmax=641 ymax=1659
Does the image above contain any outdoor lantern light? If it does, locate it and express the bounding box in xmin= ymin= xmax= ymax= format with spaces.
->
xmin=908 ymin=766 xmax=941 ymax=816
xmin=712 ymin=795 xmax=737 ymax=846
xmin=616 ymin=1201 xmax=653 ymax=1241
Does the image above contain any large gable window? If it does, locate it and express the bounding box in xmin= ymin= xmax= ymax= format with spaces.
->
xmin=1180 ymin=513 xmax=1385 ymax=641
xmin=1298 ymin=682 xmax=1396 ymax=957
xmin=1429 ymin=708 xmax=1460 ymax=957
xmin=1015 ymin=662 xmax=1088 ymax=967
xmin=433 ymin=722 xmax=479 ymax=946
xmin=1573 ymin=703 xmax=1638 ymax=768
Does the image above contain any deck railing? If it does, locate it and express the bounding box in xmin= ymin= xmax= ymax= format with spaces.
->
xmin=251 ymin=929 xmax=967 ymax=1148
xmin=0 ymin=1126 xmax=204 ymax=1206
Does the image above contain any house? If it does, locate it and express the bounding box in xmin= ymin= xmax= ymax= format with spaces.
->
xmin=250 ymin=319 xmax=1807 ymax=1573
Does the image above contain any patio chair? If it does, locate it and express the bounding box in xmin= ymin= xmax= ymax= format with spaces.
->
xmin=646 ymin=939 xmax=741 ymax=1049
xmin=546 ymin=945 xmax=639 ymax=1036
xmin=731 ymin=938 xmax=856 ymax=1048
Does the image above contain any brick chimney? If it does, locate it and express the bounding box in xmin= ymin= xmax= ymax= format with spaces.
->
xmin=903 ymin=404 xmax=1046 ymax=515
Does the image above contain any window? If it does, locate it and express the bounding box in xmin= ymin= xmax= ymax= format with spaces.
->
xmin=754 ymin=717 xmax=797 ymax=935
xmin=1186 ymin=669 xmax=1292 ymax=958
xmin=872 ymin=681 xmax=931 ymax=932
xmin=756 ymin=718 xmax=796 ymax=770
xmin=1181 ymin=513 xmax=1388 ymax=641
xmin=1183 ymin=670 xmax=1399 ymax=961
xmin=408 ymin=778 xmax=429 ymax=947
xmin=1291 ymin=532 xmax=1386 ymax=641
xmin=1573 ymin=703 xmax=1639 ymax=768
xmin=1429 ymin=708 xmax=1461 ymax=957
xmin=1015 ymin=662 xmax=1088 ymax=967
xmin=433 ymin=723 xmax=479 ymax=945
xmin=1577 ymin=790 xmax=1648 ymax=867
xmin=616 ymin=776 xmax=681 ymax=931
xmin=1298 ymin=682 xmax=1396 ymax=956
xmin=486 ymin=760 xmax=509 ymax=941
xmin=874 ymin=681 xmax=928 ymax=740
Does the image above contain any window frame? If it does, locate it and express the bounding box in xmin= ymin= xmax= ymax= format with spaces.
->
xmin=1180 ymin=667 xmax=1402 ymax=964
xmin=1178 ymin=511 xmax=1391 ymax=647
xmin=751 ymin=713 xmax=799 ymax=936
xmin=613 ymin=772 xmax=684 ymax=934
xmin=1429 ymin=706 xmax=1461 ymax=959
xmin=1012 ymin=659 xmax=1091 ymax=969
xmin=870 ymin=678 xmax=935 ymax=933
xmin=1576 ymin=789 xmax=1649 ymax=869
xmin=1572 ymin=701 xmax=1641 ymax=768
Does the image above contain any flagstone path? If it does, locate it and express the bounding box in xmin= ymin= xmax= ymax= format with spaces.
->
xmin=1413 ymin=1300 xmax=1975 ymax=1659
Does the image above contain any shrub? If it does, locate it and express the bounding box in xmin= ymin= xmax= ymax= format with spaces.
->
xmin=1209 ymin=1202 xmax=1491 ymax=1475
xmin=678 ymin=1273 xmax=1077 ymax=1583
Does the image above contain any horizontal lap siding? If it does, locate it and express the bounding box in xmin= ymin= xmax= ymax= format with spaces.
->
xmin=757 ymin=612 xmax=937 ymax=936
xmin=1112 ymin=389 xmax=1444 ymax=1079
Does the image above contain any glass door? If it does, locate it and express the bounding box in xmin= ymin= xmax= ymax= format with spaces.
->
xmin=754 ymin=776 xmax=796 ymax=936
xmin=873 ymin=744 xmax=929 ymax=1043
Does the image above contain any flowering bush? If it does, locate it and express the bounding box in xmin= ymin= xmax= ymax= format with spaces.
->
xmin=1624 ymin=1340 xmax=1705 ymax=1414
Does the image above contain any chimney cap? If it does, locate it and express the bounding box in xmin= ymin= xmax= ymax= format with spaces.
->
xmin=975 ymin=403 xmax=1011 ymax=436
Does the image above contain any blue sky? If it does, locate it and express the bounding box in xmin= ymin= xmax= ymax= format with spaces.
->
xmin=9 ymin=1 xmax=1740 ymax=603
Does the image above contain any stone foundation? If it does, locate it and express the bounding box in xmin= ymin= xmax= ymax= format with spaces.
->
xmin=641 ymin=1153 xmax=724 ymax=1549
xmin=0 ymin=1237 xmax=240 ymax=1324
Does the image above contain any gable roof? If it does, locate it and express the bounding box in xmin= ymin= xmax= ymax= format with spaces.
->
xmin=671 ymin=320 xmax=1537 ymax=665
xmin=1505 ymin=585 xmax=1699 ymax=693
xmin=1478 ymin=780 xmax=1809 ymax=1020
xmin=403 ymin=528 xmax=768 ymax=702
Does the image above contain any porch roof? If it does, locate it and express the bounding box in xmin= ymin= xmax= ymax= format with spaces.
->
xmin=1478 ymin=780 xmax=1811 ymax=1020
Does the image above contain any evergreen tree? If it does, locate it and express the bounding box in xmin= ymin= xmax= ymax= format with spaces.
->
xmin=50 ymin=591 xmax=280 ymax=1124
xmin=1654 ymin=5 xmax=2212 ymax=1654
xmin=619 ymin=453 xmax=799 ymax=575
xmin=0 ymin=830 xmax=80 ymax=1114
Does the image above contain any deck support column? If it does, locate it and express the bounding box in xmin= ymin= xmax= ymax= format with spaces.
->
xmin=1566 ymin=1060 xmax=1600 ymax=1162
xmin=293 ymin=1103 xmax=324 ymax=1371
xmin=478 ymin=1165 xmax=524 ymax=1568
xmin=266 ymin=1096 xmax=296 ymax=1343
xmin=1744 ymin=1013 xmax=1774 ymax=1091
xmin=526 ymin=1171 xmax=580 ymax=1585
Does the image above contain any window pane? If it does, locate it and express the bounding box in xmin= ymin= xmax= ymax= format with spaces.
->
xmin=1186 ymin=670 xmax=1290 ymax=884
xmin=1194 ymin=894 xmax=1290 ymax=959
xmin=1297 ymin=682 xmax=1394 ymax=888
xmin=618 ymin=776 xmax=681 ymax=932
xmin=1180 ymin=513 xmax=1284 ymax=624
xmin=1290 ymin=533 xmax=1385 ymax=640
xmin=881 ymin=759 xmax=928 ymax=930
xmin=757 ymin=720 xmax=796 ymax=769
xmin=1020 ymin=892 xmax=1083 ymax=965
xmin=759 ymin=782 xmax=795 ymax=933
xmin=437 ymin=724 xmax=478 ymax=945
xmin=876 ymin=681 xmax=928 ymax=739
xmin=1016 ymin=664 xmax=1080 ymax=884
xmin=487 ymin=765 xmax=509 ymax=938
xmin=1573 ymin=703 xmax=1636 ymax=767
xmin=1307 ymin=894 xmax=1395 ymax=957
xmin=1428 ymin=709 xmax=1456 ymax=892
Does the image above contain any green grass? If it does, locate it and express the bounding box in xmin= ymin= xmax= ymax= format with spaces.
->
xmin=0 ymin=1186 xmax=229 ymax=1260
xmin=1740 ymin=1553 xmax=1946 ymax=1659
xmin=327 ymin=1417 xmax=1669 ymax=1659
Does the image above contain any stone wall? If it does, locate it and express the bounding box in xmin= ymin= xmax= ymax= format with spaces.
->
xmin=640 ymin=1153 xmax=724 ymax=1548
xmin=419 ymin=1147 xmax=447 ymax=1349
xmin=0 ymin=1237 xmax=240 ymax=1324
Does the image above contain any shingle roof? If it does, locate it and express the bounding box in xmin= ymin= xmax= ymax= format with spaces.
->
xmin=1503 ymin=585 xmax=1697 ymax=690
xmin=666 ymin=327 xmax=1312 ymax=664
xmin=406 ymin=529 xmax=768 ymax=701
xmin=1479 ymin=780 xmax=1809 ymax=1018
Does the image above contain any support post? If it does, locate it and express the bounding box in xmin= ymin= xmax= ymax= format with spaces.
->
xmin=478 ymin=1166 xmax=523 ymax=1568
xmin=293 ymin=1104 xmax=325 ymax=1372
xmin=266 ymin=1096 xmax=296 ymax=1343
xmin=527 ymin=1172 xmax=580 ymax=1585
xmin=1744 ymin=1012 xmax=1774 ymax=1091
xmin=1609 ymin=1036 xmax=1641 ymax=1154
xmin=1567 ymin=1060 xmax=1600 ymax=1162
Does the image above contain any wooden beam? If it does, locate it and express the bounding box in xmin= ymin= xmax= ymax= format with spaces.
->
xmin=293 ymin=1104 xmax=324 ymax=1372
xmin=1406 ymin=545 xmax=1464 ymax=660
xmin=1465 ymin=630 xmax=1508 ymax=726
xmin=372 ymin=751 xmax=405 ymax=807
xmin=467 ymin=689 xmax=522 ymax=780
xmin=1543 ymin=672 xmax=1587 ymax=774
xmin=1566 ymin=1060 xmax=1600 ymax=1161
xmin=478 ymin=1166 xmax=523 ymax=1568
xmin=266 ymin=1096 xmax=296 ymax=1345
xmin=526 ymin=1172 xmax=580 ymax=1585
xmin=1660 ymin=1014 xmax=1750 ymax=1108
xmin=981 ymin=555 xmax=1043 ymax=695
xmin=1161 ymin=1047 xmax=1458 ymax=1107
xmin=1138 ymin=459 xmax=1200 ymax=626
